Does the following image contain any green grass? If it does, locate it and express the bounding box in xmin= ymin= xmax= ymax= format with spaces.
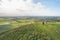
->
xmin=0 ymin=20 xmax=19 ymax=33
xmin=47 ymin=22 xmax=60 ymax=31
xmin=0 ymin=22 xmax=60 ymax=40
xmin=0 ymin=19 xmax=34 ymax=33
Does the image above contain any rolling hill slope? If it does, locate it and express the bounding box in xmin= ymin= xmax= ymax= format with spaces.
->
xmin=0 ymin=22 xmax=60 ymax=40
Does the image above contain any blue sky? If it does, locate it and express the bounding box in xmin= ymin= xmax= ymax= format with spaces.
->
xmin=34 ymin=0 xmax=60 ymax=16
xmin=34 ymin=0 xmax=60 ymax=8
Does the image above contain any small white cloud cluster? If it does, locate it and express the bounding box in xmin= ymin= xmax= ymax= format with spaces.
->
xmin=0 ymin=0 xmax=56 ymax=16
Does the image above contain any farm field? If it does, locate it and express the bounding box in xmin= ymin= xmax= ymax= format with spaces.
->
xmin=0 ymin=21 xmax=60 ymax=40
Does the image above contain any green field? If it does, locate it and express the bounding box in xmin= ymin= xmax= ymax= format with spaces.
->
xmin=0 ymin=19 xmax=33 ymax=33
xmin=0 ymin=22 xmax=60 ymax=40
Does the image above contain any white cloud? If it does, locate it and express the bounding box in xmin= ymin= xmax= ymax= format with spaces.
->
xmin=0 ymin=0 xmax=56 ymax=16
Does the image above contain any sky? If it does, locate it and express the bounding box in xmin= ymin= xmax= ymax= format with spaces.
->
xmin=0 ymin=0 xmax=60 ymax=16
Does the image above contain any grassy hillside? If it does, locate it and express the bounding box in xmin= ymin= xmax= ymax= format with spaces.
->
xmin=0 ymin=18 xmax=18 ymax=33
xmin=0 ymin=19 xmax=33 ymax=33
xmin=0 ymin=22 xmax=60 ymax=40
